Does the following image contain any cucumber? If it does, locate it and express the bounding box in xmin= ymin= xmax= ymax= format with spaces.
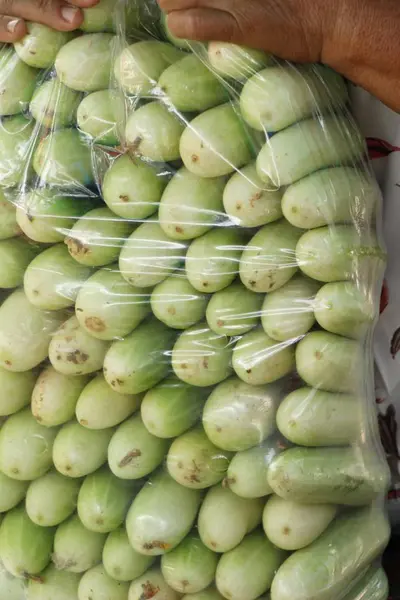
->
xmin=33 ymin=129 xmax=94 ymax=187
xmin=206 ymin=281 xmax=263 ymax=336
xmin=24 ymin=244 xmax=93 ymax=310
xmin=198 ymin=484 xmax=264 ymax=553
xmin=296 ymin=226 xmax=384 ymax=283
xmin=76 ymin=374 xmax=142 ymax=430
xmin=270 ymin=508 xmax=390 ymax=600
xmin=126 ymin=470 xmax=202 ymax=555
xmin=296 ymin=331 xmax=362 ymax=393
xmin=75 ymin=267 xmax=152 ymax=340
xmin=0 ymin=237 xmax=40 ymax=289
xmin=172 ymin=323 xmax=233 ymax=387
xmin=77 ymin=90 xmax=118 ymax=146
xmin=65 ymin=207 xmax=134 ymax=268
xmin=180 ymin=104 xmax=253 ymax=178
xmin=256 ymin=116 xmax=366 ymax=187
xmin=0 ymin=472 xmax=28 ymax=513
xmin=14 ymin=22 xmax=74 ymax=68
xmin=129 ymin=567 xmax=180 ymax=600
xmin=17 ymin=189 xmax=96 ymax=244
xmin=161 ymin=532 xmax=219 ymax=594
xmin=240 ymin=220 xmax=302 ymax=293
xmin=30 ymin=78 xmax=81 ymax=129
xmin=77 ymin=466 xmax=137 ymax=533
xmin=103 ymin=318 xmax=176 ymax=394
xmin=342 ymin=567 xmax=389 ymax=600
xmin=141 ymin=376 xmax=208 ymax=439
xmin=26 ymin=470 xmax=80 ymax=527
xmin=0 ymin=115 xmax=34 ymax=187
xmin=240 ymin=64 xmax=347 ymax=132
xmin=27 ymin=564 xmax=80 ymax=600
xmin=216 ymin=530 xmax=286 ymax=600
xmin=102 ymin=154 xmax=166 ymax=220
xmin=202 ymin=377 xmax=283 ymax=451
xmin=0 ymin=564 xmax=26 ymax=600
xmin=208 ymin=42 xmax=272 ymax=81
xmin=115 ymin=40 xmax=184 ymax=96
xmin=0 ymin=506 xmax=54 ymax=578
xmin=125 ymin=102 xmax=185 ymax=163
xmin=81 ymin=0 xmax=115 ymax=32
xmin=314 ymin=281 xmax=375 ymax=339
xmin=223 ymin=163 xmax=283 ymax=228
xmin=151 ymin=275 xmax=209 ymax=330
xmin=78 ymin=564 xmax=130 ymax=600
xmin=49 ymin=315 xmax=110 ymax=376
xmin=0 ymin=189 xmax=21 ymax=240
xmin=182 ymin=587 xmax=225 ymax=600
xmin=108 ymin=414 xmax=169 ymax=480
xmin=167 ymin=425 xmax=233 ymax=489
xmin=158 ymin=54 xmax=228 ymax=112
xmin=0 ymin=366 xmax=37 ymax=416
xmin=225 ymin=434 xmax=290 ymax=499
xmin=261 ymin=274 xmax=320 ymax=341
xmin=0 ymin=289 xmax=66 ymax=372
xmin=53 ymin=514 xmax=106 ymax=573
xmin=0 ymin=47 xmax=38 ymax=116
xmin=159 ymin=167 xmax=226 ymax=241
xmin=262 ymin=495 xmax=337 ymax=550
xmin=186 ymin=228 xmax=246 ymax=293
xmin=52 ymin=421 xmax=113 ymax=478
xmin=182 ymin=585 xmax=224 ymax=600
xmin=55 ymin=33 xmax=115 ymax=92
xmin=277 ymin=387 xmax=360 ymax=446
xmin=267 ymin=446 xmax=388 ymax=505
xmin=0 ymin=408 xmax=57 ymax=481
xmin=282 ymin=167 xmax=378 ymax=229
xmin=103 ymin=527 xmax=155 ymax=582
xmin=233 ymin=329 xmax=295 ymax=386
xmin=119 ymin=221 xmax=186 ymax=289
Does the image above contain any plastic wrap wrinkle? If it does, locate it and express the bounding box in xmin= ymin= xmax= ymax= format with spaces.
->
xmin=0 ymin=1 xmax=391 ymax=600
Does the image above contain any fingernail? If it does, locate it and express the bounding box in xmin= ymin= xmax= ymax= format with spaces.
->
xmin=7 ymin=19 xmax=21 ymax=33
xmin=61 ymin=5 xmax=80 ymax=23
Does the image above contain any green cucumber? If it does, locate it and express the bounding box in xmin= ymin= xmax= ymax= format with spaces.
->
xmin=167 ymin=425 xmax=233 ymax=489
xmin=198 ymin=484 xmax=264 ymax=553
xmin=203 ymin=376 xmax=282 ymax=451
xmin=268 ymin=446 xmax=388 ymax=505
xmin=261 ymin=274 xmax=320 ymax=342
xmin=296 ymin=331 xmax=362 ymax=393
xmin=126 ymin=470 xmax=202 ymax=555
xmin=262 ymin=495 xmax=337 ymax=550
xmin=277 ymin=387 xmax=360 ymax=446
xmin=240 ymin=220 xmax=302 ymax=293
xmin=270 ymin=508 xmax=390 ymax=600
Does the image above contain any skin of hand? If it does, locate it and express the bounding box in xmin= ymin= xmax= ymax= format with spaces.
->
xmin=0 ymin=0 xmax=100 ymax=42
xmin=158 ymin=0 xmax=400 ymax=112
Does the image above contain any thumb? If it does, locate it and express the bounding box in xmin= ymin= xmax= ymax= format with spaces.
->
xmin=167 ymin=7 xmax=239 ymax=42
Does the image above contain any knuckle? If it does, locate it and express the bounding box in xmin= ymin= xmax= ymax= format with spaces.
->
xmin=35 ymin=0 xmax=53 ymax=11
xmin=0 ymin=0 xmax=14 ymax=14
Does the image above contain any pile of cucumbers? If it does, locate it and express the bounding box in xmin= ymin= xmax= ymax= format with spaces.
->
xmin=0 ymin=0 xmax=391 ymax=599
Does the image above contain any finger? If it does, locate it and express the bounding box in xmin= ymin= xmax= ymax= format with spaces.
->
xmin=167 ymin=7 xmax=238 ymax=42
xmin=0 ymin=0 xmax=84 ymax=31
xmin=159 ymin=0 xmax=231 ymax=12
xmin=0 ymin=15 xmax=26 ymax=42
xmin=68 ymin=0 xmax=99 ymax=5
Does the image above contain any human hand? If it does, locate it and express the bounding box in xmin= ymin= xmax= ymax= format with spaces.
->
xmin=0 ymin=0 xmax=100 ymax=43
xmin=158 ymin=0 xmax=400 ymax=112
xmin=157 ymin=0 xmax=338 ymax=63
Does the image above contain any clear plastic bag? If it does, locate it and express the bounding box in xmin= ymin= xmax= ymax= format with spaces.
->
xmin=0 ymin=0 xmax=391 ymax=599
